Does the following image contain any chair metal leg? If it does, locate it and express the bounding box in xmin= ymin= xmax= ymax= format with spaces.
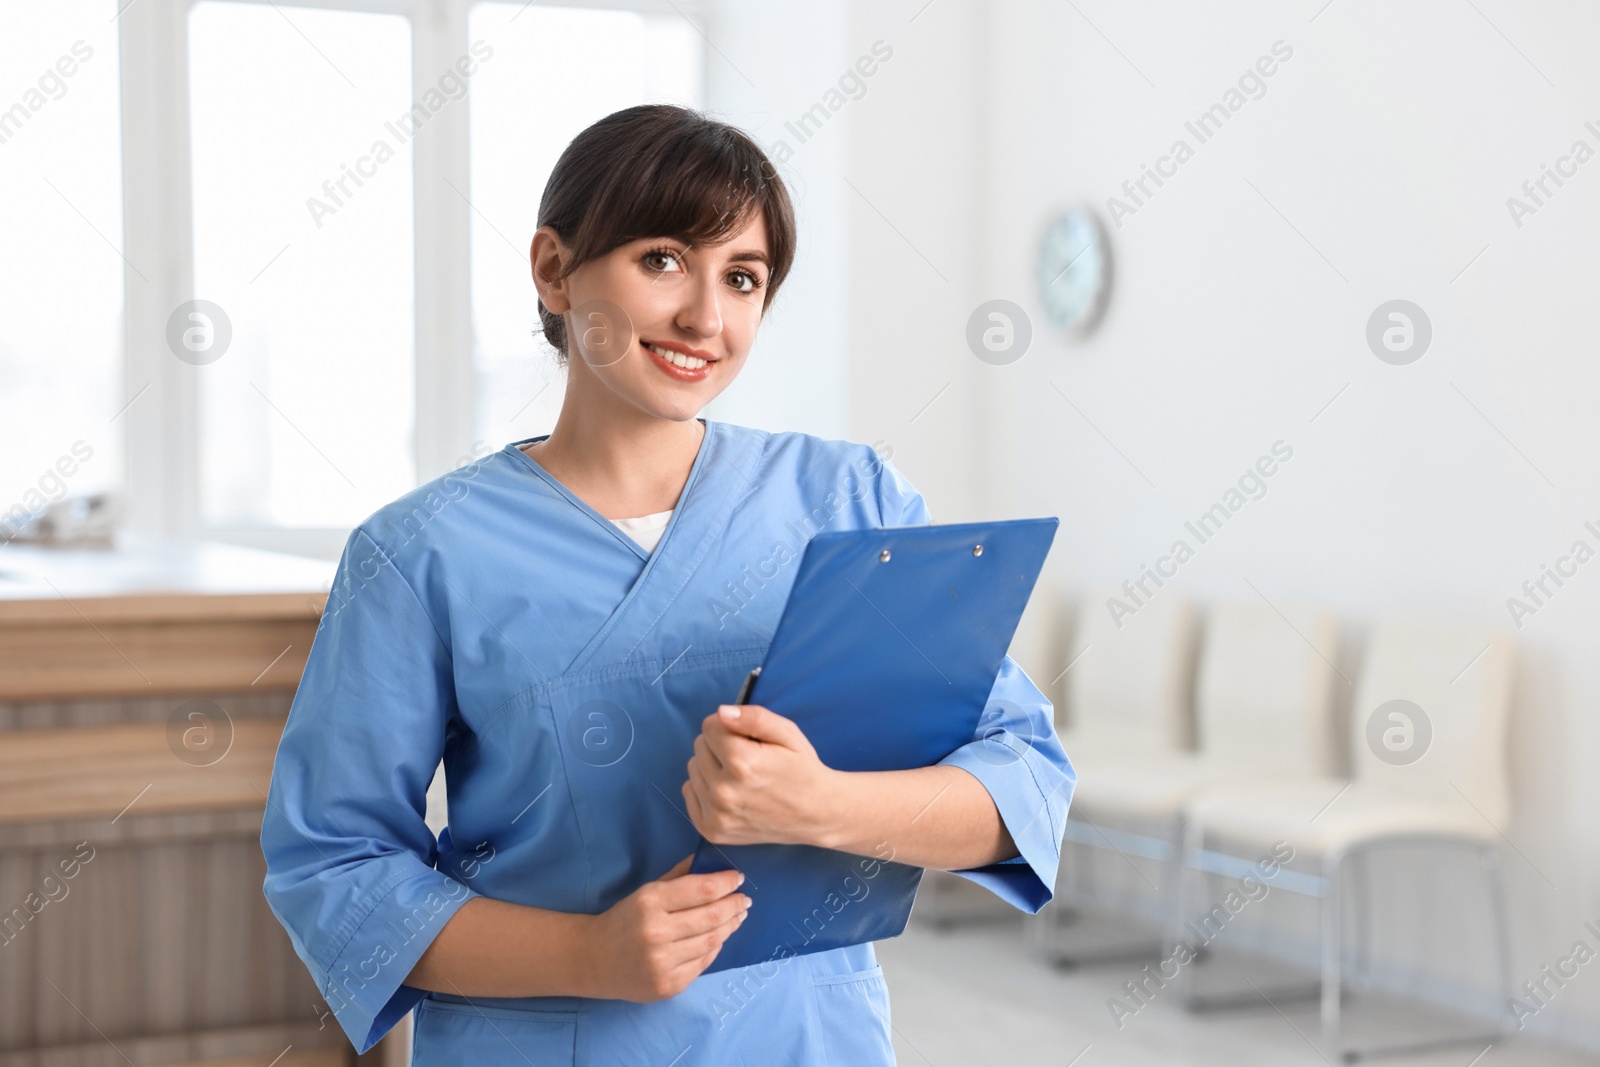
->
xmin=1481 ymin=846 xmax=1514 ymax=1039
xmin=1177 ymin=836 xmax=1509 ymax=1061
xmin=1158 ymin=813 xmax=1184 ymax=946
xmin=1079 ymin=827 xmax=1097 ymax=904
xmin=1041 ymin=821 xmax=1174 ymax=968
xmin=1330 ymin=841 xmax=1509 ymax=1061
xmin=1348 ymin=848 xmax=1369 ymax=992
xmin=1059 ymin=834 xmax=1086 ymax=925
xmin=1172 ymin=820 xmax=1202 ymax=1008
xmin=1320 ymin=851 xmax=1344 ymax=1058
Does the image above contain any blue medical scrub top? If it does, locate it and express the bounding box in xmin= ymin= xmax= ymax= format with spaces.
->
xmin=260 ymin=420 xmax=1075 ymax=1066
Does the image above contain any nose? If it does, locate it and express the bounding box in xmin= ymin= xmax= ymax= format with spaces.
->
xmin=674 ymin=270 xmax=723 ymax=341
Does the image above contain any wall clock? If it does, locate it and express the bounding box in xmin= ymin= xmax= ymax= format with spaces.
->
xmin=1036 ymin=207 xmax=1112 ymax=334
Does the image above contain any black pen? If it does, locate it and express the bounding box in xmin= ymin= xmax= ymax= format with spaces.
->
xmin=734 ymin=666 xmax=762 ymax=705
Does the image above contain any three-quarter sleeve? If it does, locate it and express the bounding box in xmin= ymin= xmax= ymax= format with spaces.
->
xmin=873 ymin=450 xmax=1076 ymax=912
xmin=935 ymin=657 xmax=1075 ymax=911
xmin=260 ymin=527 xmax=479 ymax=1054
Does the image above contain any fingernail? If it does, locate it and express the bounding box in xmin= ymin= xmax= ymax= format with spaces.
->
xmin=735 ymin=871 xmax=746 ymax=886
xmin=719 ymin=704 xmax=741 ymax=722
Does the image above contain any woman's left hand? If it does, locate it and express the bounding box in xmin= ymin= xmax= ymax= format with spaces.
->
xmin=682 ymin=704 xmax=839 ymax=847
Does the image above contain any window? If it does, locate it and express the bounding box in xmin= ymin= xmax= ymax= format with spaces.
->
xmin=2 ymin=0 xmax=729 ymax=556
xmin=0 ymin=4 xmax=124 ymax=532
xmin=189 ymin=2 xmax=416 ymax=529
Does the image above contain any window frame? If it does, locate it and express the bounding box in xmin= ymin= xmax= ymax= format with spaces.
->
xmin=118 ymin=0 xmax=709 ymax=559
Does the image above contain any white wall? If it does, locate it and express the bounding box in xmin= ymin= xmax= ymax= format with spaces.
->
xmin=841 ymin=0 xmax=993 ymax=518
xmin=702 ymin=0 xmax=853 ymax=441
xmin=850 ymin=0 xmax=1600 ymax=1052
xmin=705 ymin=0 xmax=986 ymax=489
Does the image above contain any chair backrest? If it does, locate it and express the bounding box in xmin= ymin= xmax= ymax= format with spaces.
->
xmin=1195 ymin=598 xmax=1339 ymax=776
xmin=1065 ymin=588 xmax=1197 ymax=751
xmin=1350 ymin=619 xmax=1515 ymax=824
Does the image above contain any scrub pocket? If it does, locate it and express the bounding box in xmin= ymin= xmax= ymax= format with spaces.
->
xmin=411 ymin=998 xmax=577 ymax=1067
xmin=812 ymin=964 xmax=896 ymax=1065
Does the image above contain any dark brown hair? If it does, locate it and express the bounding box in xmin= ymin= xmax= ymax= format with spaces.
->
xmin=534 ymin=104 xmax=797 ymax=362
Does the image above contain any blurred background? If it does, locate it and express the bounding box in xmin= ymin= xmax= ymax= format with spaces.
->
xmin=2 ymin=0 xmax=1599 ymax=1064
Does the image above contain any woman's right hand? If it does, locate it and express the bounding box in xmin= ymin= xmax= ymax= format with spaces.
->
xmin=580 ymin=854 xmax=751 ymax=1001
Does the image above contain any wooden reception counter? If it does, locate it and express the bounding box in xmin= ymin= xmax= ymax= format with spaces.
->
xmin=0 ymin=541 xmax=362 ymax=1067
xmin=0 ymin=541 xmax=329 ymax=702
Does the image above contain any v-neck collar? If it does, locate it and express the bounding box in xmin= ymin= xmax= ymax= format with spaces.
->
xmin=504 ymin=418 xmax=768 ymax=676
xmin=503 ymin=418 xmax=715 ymax=563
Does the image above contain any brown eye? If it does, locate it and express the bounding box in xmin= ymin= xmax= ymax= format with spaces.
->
xmin=642 ymin=247 xmax=683 ymax=273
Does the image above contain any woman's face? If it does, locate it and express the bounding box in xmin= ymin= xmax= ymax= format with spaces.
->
xmin=533 ymin=209 xmax=771 ymax=422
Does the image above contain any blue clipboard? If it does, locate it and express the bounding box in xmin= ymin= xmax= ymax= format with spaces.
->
xmin=689 ymin=516 xmax=1059 ymax=973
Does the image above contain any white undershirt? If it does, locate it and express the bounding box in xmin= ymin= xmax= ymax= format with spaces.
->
xmin=609 ymin=508 xmax=674 ymax=553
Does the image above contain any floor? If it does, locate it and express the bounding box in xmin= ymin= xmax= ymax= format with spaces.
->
xmin=877 ymin=909 xmax=1599 ymax=1067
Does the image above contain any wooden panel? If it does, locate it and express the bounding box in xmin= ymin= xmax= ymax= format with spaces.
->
xmin=0 ymin=545 xmax=352 ymax=1065
xmin=189 ymin=1054 xmax=347 ymax=1067
xmin=0 ymin=718 xmax=282 ymax=827
xmin=0 ymin=1021 xmax=350 ymax=1067
xmin=0 ymin=618 xmax=321 ymax=701
xmin=0 ymin=592 xmax=328 ymax=627
xmin=0 ymin=690 xmax=293 ymax=733
xmin=3 ymin=834 xmax=335 ymax=1057
xmin=0 ymin=808 xmax=268 ymax=854
xmin=0 ymin=851 xmax=39 ymax=1040
xmin=141 ymin=841 xmax=192 ymax=1036
xmin=84 ymin=845 xmax=140 ymax=1049
xmin=34 ymin=845 xmax=80 ymax=1048
xmin=198 ymin=841 xmax=250 ymax=1028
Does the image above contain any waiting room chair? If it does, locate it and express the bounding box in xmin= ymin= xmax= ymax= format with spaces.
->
xmin=1024 ymin=588 xmax=1196 ymax=954
xmin=1173 ymin=618 xmax=1515 ymax=1061
xmin=1037 ymin=595 xmax=1337 ymax=964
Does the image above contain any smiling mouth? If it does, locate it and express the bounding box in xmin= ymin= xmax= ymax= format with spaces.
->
xmin=644 ymin=342 xmax=712 ymax=370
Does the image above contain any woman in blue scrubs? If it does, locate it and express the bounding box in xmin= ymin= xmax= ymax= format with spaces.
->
xmin=260 ymin=103 xmax=1074 ymax=1066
